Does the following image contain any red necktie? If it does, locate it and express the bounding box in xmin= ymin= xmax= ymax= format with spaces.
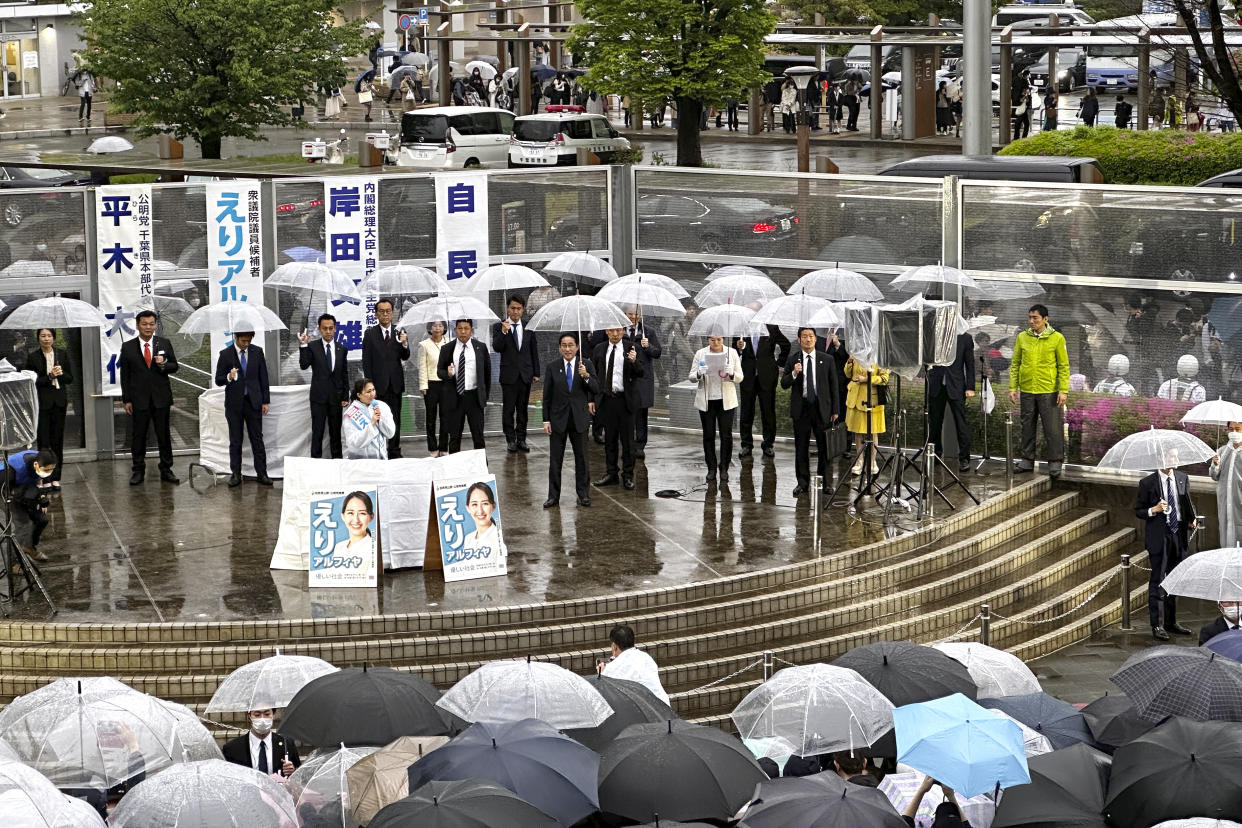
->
xmin=144 ymin=341 xmax=151 ymax=367
xmin=384 ymin=329 xmax=389 ymax=342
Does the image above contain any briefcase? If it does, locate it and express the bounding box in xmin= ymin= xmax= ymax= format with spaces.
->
xmin=827 ymin=422 xmax=848 ymax=459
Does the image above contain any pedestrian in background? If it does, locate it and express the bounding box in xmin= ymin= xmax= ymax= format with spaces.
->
xmin=358 ymin=76 xmax=374 ymax=122
xmin=1151 ymin=87 xmax=1166 ymax=128
xmin=826 ymin=83 xmax=842 ymax=134
xmin=779 ymin=78 xmax=797 ymax=134
xmin=841 ymin=78 xmax=862 ymax=131
xmin=1042 ymin=89 xmax=1058 ymax=132
xmin=1013 ymin=89 xmax=1032 ymax=139
xmin=1114 ymin=94 xmax=1132 ymax=129
xmin=77 ymin=70 xmax=95 ymax=123
xmin=1078 ymin=87 xmax=1098 ymax=127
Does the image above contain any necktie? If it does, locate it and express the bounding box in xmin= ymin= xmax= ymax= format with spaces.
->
xmin=240 ymin=349 xmax=248 ymax=377
xmin=457 ymin=346 xmax=467 ymax=396
xmin=257 ymin=741 xmax=268 ymax=774
xmin=752 ymin=334 xmax=760 ymax=352
xmin=384 ymin=328 xmax=389 ymax=342
xmin=566 ymin=360 xmax=573 ymax=391
xmin=607 ymin=345 xmax=617 ymax=394
xmin=804 ymin=355 xmax=816 ymax=402
xmin=1166 ymin=476 xmax=1179 ymax=530
xmin=143 ymin=341 xmax=151 ymax=368
xmin=325 ymin=342 xmax=332 ymax=371
xmin=514 ymin=322 xmax=522 ymax=350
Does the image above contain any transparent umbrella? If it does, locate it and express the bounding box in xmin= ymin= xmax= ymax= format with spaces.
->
xmin=0 ymin=297 xmax=109 ymax=330
xmin=374 ymin=264 xmax=446 ymax=297
xmin=206 ymin=653 xmax=340 ymax=714
xmin=527 ymin=294 xmax=630 ymax=333
xmin=1182 ymin=398 xmax=1242 ymax=427
xmin=0 ymin=736 xmax=19 ymax=761
xmin=965 ymin=276 xmax=1045 ymax=301
xmin=345 ymin=735 xmax=451 ymax=826
xmin=688 ymin=304 xmax=757 ymax=339
xmin=618 ymin=272 xmax=691 ymax=299
xmin=464 ymin=60 xmax=497 ymax=80
xmin=466 ymin=263 xmax=549 ymax=294
xmin=179 ymin=301 xmax=287 ymax=336
xmin=788 ymin=268 xmax=884 ymax=302
xmin=730 ymin=664 xmax=895 ymax=757
xmin=397 ymin=295 xmax=498 ymax=328
xmin=932 ymin=642 xmax=1043 ymax=699
xmin=157 ymin=700 xmax=224 ymax=762
xmin=0 ymin=758 xmax=103 ymax=827
xmin=286 ymin=744 xmax=378 ymax=828
xmin=543 ymin=252 xmax=618 ymax=285
xmin=597 ymin=277 xmax=686 ymax=317
xmin=750 ymin=293 xmax=832 ymax=329
xmin=265 ymin=262 xmax=362 ymax=303
xmin=694 ymin=273 xmax=784 ymax=308
xmin=436 ymin=659 xmax=614 ymax=729
xmin=706 ymin=264 xmax=767 ymax=282
xmin=993 ymin=710 xmax=1055 ymax=757
xmin=400 ymin=52 xmax=431 ymax=67
xmin=1098 ymin=427 xmax=1215 ymax=471
xmin=86 ymin=136 xmax=134 ymax=154
xmin=108 ymin=760 xmax=298 ymax=828
xmin=890 ymin=263 xmax=977 ymax=297
xmin=1162 ymin=545 xmax=1242 ymax=601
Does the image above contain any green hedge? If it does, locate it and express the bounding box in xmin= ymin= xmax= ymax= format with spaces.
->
xmin=999 ymin=125 xmax=1242 ymax=186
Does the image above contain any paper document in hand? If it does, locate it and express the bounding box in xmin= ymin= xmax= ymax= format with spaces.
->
xmin=705 ymin=352 xmax=729 ymax=376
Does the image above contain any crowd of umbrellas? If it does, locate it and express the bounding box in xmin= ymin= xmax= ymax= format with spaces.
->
xmin=7 ymin=598 xmax=1242 ymax=827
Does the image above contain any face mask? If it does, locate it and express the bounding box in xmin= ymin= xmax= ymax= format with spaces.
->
xmin=1223 ymin=605 xmax=1242 ymax=623
xmin=251 ymin=717 xmax=273 ymax=736
xmin=1230 ymin=431 xmax=1242 ymax=446
xmin=35 ymin=244 xmax=47 ymax=252
xmin=35 ymin=467 xmax=52 ymax=479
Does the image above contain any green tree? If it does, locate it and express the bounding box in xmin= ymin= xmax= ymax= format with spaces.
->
xmin=1172 ymin=0 xmax=1242 ymax=125
xmin=78 ymin=0 xmax=364 ymax=159
xmin=568 ymin=0 xmax=777 ymax=167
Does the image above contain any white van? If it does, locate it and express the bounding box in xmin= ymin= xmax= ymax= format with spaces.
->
xmin=396 ymin=106 xmax=515 ymax=169
xmin=993 ymin=2 xmax=1094 ymax=28
xmin=508 ymin=109 xmax=630 ymax=168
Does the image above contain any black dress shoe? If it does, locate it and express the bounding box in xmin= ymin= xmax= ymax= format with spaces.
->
xmin=635 ymin=448 xmax=645 ymax=459
xmin=593 ymin=434 xmax=605 ymax=445
xmin=1152 ymin=626 xmax=1171 ymax=641
xmin=1166 ymin=623 xmax=1193 ymax=635
xmin=959 ymin=459 xmax=972 ymax=473
xmin=594 ymin=474 xmax=619 ymax=487
xmin=792 ymin=485 xmax=808 ymax=496
xmin=506 ymin=440 xmax=518 ymax=453
xmin=577 ymin=495 xmax=591 ymax=507
xmin=518 ymin=441 xmax=531 ymax=453
xmin=543 ymin=498 xmax=559 ymax=508
xmin=129 ymin=472 xmax=144 ymax=486
xmin=161 ymin=472 xmax=181 ymax=484
xmin=738 ymin=447 xmax=752 ymax=459
xmin=227 ymin=473 xmax=242 ymax=488
xmin=705 ymin=470 xmax=717 ymax=482
xmin=256 ymin=475 xmax=274 ymax=487
xmin=762 ymin=446 xmax=775 ymax=458
xmin=622 ymin=476 xmax=635 ymax=490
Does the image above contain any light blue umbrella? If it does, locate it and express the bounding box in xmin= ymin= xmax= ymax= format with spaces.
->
xmin=894 ymin=692 xmax=1030 ymax=798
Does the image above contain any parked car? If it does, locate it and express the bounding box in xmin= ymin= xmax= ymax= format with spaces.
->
xmin=509 ymin=109 xmax=630 ymax=168
xmin=397 ymin=106 xmax=515 ymax=169
xmin=1026 ymin=46 xmax=1086 ymax=92
xmin=0 ymin=167 xmax=95 ymax=229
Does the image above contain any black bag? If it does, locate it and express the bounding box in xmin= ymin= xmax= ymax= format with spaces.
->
xmin=875 ymin=383 xmax=888 ymax=407
xmin=827 ymin=422 xmax=848 ymax=459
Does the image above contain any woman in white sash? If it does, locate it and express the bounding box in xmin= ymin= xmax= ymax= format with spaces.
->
xmin=343 ymin=378 xmax=395 ymax=460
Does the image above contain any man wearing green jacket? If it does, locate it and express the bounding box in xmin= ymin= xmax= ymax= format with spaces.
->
xmin=1008 ymin=304 xmax=1070 ymax=479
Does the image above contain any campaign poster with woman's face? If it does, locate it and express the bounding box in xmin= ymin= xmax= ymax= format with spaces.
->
xmin=433 ymin=475 xmax=507 ymax=582
xmin=308 ymin=489 xmax=381 ymax=588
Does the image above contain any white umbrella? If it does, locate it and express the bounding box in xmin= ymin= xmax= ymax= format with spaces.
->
xmin=0 ymin=297 xmax=109 ymax=330
xmin=694 ymin=273 xmax=784 ymax=308
xmin=706 ymin=264 xmax=767 ymax=282
xmin=108 ymin=760 xmax=298 ymax=828
xmin=689 ymin=304 xmax=757 ymax=338
xmin=619 ymin=272 xmax=690 ymax=299
xmin=374 ymin=264 xmax=446 ymax=297
xmin=286 ymin=744 xmax=378 ymax=824
xmin=788 ymin=268 xmax=884 ymax=302
xmin=86 ymin=136 xmax=134 ymax=154
xmin=147 ymin=295 xmax=195 ymax=326
xmin=597 ymin=277 xmax=685 ymax=317
xmin=397 ymin=294 xmax=498 ymax=328
xmin=992 ymin=711 xmax=1054 ymax=757
xmin=527 ymin=294 xmax=630 ymax=333
xmin=1098 ymin=427 xmax=1216 ymax=472
xmin=464 ymin=60 xmax=498 ymax=80
xmin=401 ymin=52 xmax=431 ymax=67
xmin=363 ymin=19 xmax=381 ymax=29
xmin=807 ymin=303 xmax=848 ymax=329
xmin=1162 ymin=545 xmax=1242 ymax=601
xmin=466 ymin=263 xmax=549 ymax=294
xmin=730 ymin=664 xmax=895 ymax=757
xmin=179 ymin=301 xmax=287 ymax=336
xmin=543 ymin=252 xmax=618 ymax=285
xmin=1 ymin=260 xmax=56 ymax=278
xmin=932 ymin=642 xmax=1043 ymax=699
xmin=1182 ymin=398 xmax=1242 ymax=427
xmin=157 ymin=700 xmax=224 ymax=763
xmin=890 ymin=263 xmax=977 ymax=295
xmin=436 ymin=659 xmax=614 ymax=729
xmin=965 ymin=276 xmax=1045 ymax=301
xmin=206 ymin=653 xmax=340 ymax=714
xmin=1153 ymin=821 xmax=1242 ymax=828
xmin=751 ymin=293 xmax=832 ymax=329
xmin=0 ymin=736 xmax=18 ymax=762
xmin=0 ymin=760 xmax=103 ymax=828
xmin=265 ymin=261 xmax=362 ymax=303
xmin=56 ymin=794 xmax=107 ymax=827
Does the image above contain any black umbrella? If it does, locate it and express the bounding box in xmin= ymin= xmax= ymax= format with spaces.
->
xmin=833 ymin=641 xmax=977 ymax=707
xmin=532 ymin=64 xmax=557 ymax=82
xmin=991 ymin=743 xmax=1112 ymax=828
xmin=281 ymin=666 xmax=455 ymax=747
xmin=842 ymin=67 xmax=870 ymax=84
xmin=1080 ymin=694 xmax=1156 ymax=752
xmin=635 ymin=823 xmax=736 ymax=827
xmin=370 ymin=779 xmax=557 ymax=828
xmin=981 ymin=693 xmax=1096 ymax=750
xmin=1105 ymin=716 xmax=1242 ymax=826
xmin=564 ymin=676 xmax=677 ymax=752
xmin=1110 ymin=645 xmax=1242 ymax=722
xmin=407 ymin=718 xmax=599 ymax=827
xmin=354 ymin=69 xmax=376 ymax=91
xmin=599 ymin=720 xmax=767 ymax=824
xmin=741 ymin=773 xmax=906 ymax=828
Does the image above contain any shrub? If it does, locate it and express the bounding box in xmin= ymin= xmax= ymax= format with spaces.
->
xmin=999 ymin=126 xmax=1242 ymax=186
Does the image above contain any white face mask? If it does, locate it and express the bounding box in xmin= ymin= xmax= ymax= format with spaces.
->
xmin=251 ymin=717 xmax=273 ymax=736
xmin=34 ymin=466 xmax=52 ymax=479
xmin=35 ymin=244 xmax=47 ymax=252
xmin=1230 ymin=431 xmax=1242 ymax=446
xmin=1223 ymin=605 xmax=1242 ymax=623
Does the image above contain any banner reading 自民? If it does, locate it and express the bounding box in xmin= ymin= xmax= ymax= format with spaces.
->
xmin=435 ymin=172 xmax=489 ymax=290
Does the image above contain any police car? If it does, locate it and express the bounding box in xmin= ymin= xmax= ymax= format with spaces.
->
xmin=508 ymin=107 xmax=630 ymax=167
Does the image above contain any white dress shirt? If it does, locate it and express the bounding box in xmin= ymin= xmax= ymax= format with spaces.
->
xmin=248 ymin=732 xmax=273 ymax=770
xmin=1150 ymin=470 xmax=1177 ymax=517
xmin=453 ymin=339 xmax=478 ymax=392
xmin=606 ymin=342 xmax=624 ymax=393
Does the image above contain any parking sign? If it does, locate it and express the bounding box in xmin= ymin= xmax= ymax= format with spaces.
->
xmin=418 ymin=6 xmax=429 ymax=23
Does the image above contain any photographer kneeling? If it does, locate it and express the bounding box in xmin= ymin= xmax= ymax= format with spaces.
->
xmin=2 ymin=448 xmax=56 ymax=566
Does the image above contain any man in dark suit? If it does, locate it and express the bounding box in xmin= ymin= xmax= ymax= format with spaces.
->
xmin=361 ymin=298 xmax=410 ymax=458
xmin=624 ymin=309 xmax=662 ymax=459
xmin=119 ymin=310 xmax=179 ymax=486
xmin=592 ymin=327 xmax=643 ymax=490
xmin=299 ymin=314 xmax=349 ymax=458
xmin=1199 ymin=602 xmax=1242 ymax=645
xmin=543 ymin=332 xmax=599 ymax=508
xmin=781 ymin=327 xmax=839 ymax=498
xmin=221 ymin=708 xmax=300 ymax=777
xmin=437 ymin=319 xmax=490 ymax=453
xmin=491 ymin=295 xmax=540 ymax=453
xmin=928 ymin=331 xmax=977 ymax=473
xmin=213 ymin=331 xmax=272 ymax=488
xmin=1135 ymin=457 xmax=1198 ymax=640
xmin=735 ymin=324 xmax=789 ymax=460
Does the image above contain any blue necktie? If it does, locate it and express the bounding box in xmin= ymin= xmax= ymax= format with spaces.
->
xmin=240 ymin=349 xmax=248 ymax=397
xmin=257 ymin=741 xmax=268 ymax=774
xmin=1166 ymin=476 xmax=1178 ymax=530
xmin=566 ymin=360 xmax=573 ymax=391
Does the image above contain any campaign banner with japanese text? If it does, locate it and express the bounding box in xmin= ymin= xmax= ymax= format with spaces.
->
xmin=206 ymin=183 xmax=265 ymax=355
xmin=433 ymin=475 xmax=507 ymax=582
xmin=435 ymin=172 xmax=489 ymax=289
xmin=308 ymin=489 xmax=381 ymax=588
xmin=323 ymin=177 xmax=379 ymax=354
xmin=96 ymin=184 xmax=154 ymax=396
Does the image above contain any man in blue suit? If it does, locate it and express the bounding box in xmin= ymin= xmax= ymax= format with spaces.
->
xmin=214 ymin=331 xmax=272 ymax=488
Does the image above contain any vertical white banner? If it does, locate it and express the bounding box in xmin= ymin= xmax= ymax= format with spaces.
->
xmin=435 ymin=172 xmax=489 ymax=290
xmin=96 ymin=184 xmax=153 ymax=396
xmin=206 ymin=182 xmax=265 ymax=355
xmin=323 ymin=177 xmax=379 ymax=354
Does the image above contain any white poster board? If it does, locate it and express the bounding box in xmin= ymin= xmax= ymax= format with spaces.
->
xmin=432 ymin=475 xmax=508 ymax=582
xmin=308 ymin=489 xmax=381 ymax=588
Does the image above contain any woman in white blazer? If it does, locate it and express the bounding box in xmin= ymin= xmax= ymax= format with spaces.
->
xmin=343 ymin=378 xmax=396 ymax=460
xmin=418 ymin=321 xmax=450 ymax=456
xmin=688 ymin=336 xmax=744 ymax=482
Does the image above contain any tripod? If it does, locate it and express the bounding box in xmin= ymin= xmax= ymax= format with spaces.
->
xmin=0 ymin=449 xmax=57 ymax=616
xmin=977 ymin=359 xmax=994 ymax=471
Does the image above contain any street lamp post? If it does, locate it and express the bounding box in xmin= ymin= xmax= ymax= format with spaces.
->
xmin=785 ymin=66 xmax=818 ymax=174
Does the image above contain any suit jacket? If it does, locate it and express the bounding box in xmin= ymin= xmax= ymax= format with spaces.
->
xmin=119 ymin=335 xmax=178 ymax=410
xmin=214 ymin=344 xmax=271 ymax=410
xmin=542 ymin=355 xmax=599 ymax=433
xmin=491 ymin=320 xmax=540 ymax=385
xmin=437 ymin=338 xmax=491 ymax=407
xmin=928 ymin=333 xmax=978 ymax=401
xmin=361 ymin=325 xmax=410 ymax=396
xmin=627 ymin=323 xmax=661 ymax=409
xmin=592 ymin=338 xmax=645 ymax=412
xmin=299 ymin=338 xmax=349 ymax=404
xmin=221 ymin=732 xmax=301 ymax=772
xmin=781 ymin=348 xmax=838 ymax=425
xmin=736 ymin=326 xmax=789 ymax=391
xmin=1134 ymin=470 xmax=1197 ymax=554
xmin=26 ymin=348 xmax=73 ymax=410
xmin=1200 ymin=616 xmax=1233 ymax=646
